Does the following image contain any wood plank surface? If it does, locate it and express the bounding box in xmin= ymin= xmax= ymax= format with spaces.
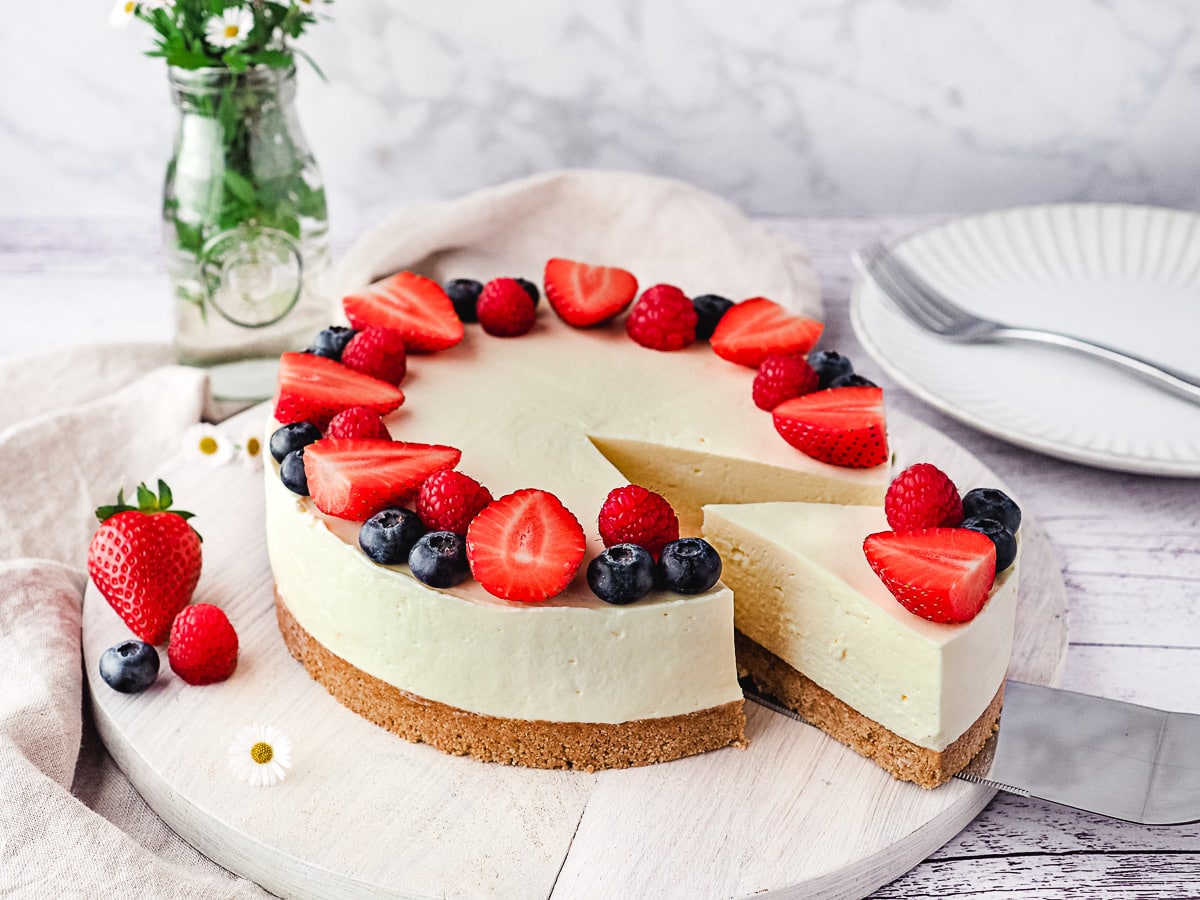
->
xmin=8 ymin=215 xmax=1200 ymax=897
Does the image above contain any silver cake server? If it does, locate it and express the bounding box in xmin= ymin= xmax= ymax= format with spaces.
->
xmin=743 ymin=679 xmax=1200 ymax=825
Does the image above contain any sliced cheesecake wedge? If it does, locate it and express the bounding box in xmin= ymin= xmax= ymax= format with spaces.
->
xmin=703 ymin=500 xmax=1019 ymax=787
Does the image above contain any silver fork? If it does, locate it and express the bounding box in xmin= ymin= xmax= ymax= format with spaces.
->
xmin=856 ymin=241 xmax=1200 ymax=406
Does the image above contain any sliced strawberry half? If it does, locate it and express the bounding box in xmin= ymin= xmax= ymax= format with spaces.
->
xmin=273 ymin=352 xmax=405 ymax=429
xmin=342 ymin=271 xmax=465 ymax=353
xmin=466 ymin=489 xmax=586 ymax=602
xmin=772 ymin=386 xmax=888 ymax=468
xmin=543 ymin=257 xmax=639 ymax=327
xmin=303 ymin=438 xmax=462 ymax=521
xmin=710 ymin=297 xmax=824 ymax=368
xmin=863 ymin=528 xmax=997 ymax=624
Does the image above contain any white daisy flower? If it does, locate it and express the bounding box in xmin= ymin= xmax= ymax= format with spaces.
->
xmin=110 ymin=0 xmax=138 ymax=28
xmin=183 ymin=423 xmax=236 ymax=466
xmin=142 ymin=0 xmax=175 ymax=11
xmin=228 ymin=724 xmax=293 ymax=787
xmin=236 ymin=425 xmax=265 ymax=469
xmin=205 ymin=6 xmax=254 ymax=49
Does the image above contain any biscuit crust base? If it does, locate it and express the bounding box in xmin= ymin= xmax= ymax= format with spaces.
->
xmin=275 ymin=590 xmax=747 ymax=772
xmin=736 ymin=631 xmax=1003 ymax=788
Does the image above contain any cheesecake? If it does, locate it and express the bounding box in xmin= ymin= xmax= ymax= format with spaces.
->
xmin=264 ymin=265 xmax=1018 ymax=781
xmin=266 ymin=307 xmax=891 ymax=770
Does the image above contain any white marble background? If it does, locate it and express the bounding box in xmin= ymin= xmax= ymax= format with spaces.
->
xmin=4 ymin=0 xmax=1200 ymax=237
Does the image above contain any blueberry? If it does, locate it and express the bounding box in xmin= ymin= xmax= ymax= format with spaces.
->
xmin=308 ymin=325 xmax=357 ymax=360
xmin=99 ymin=640 xmax=160 ymax=694
xmin=658 ymin=538 xmax=722 ymax=594
xmin=280 ymin=448 xmax=309 ymax=495
xmin=962 ymin=488 xmax=1022 ymax=533
xmin=809 ymin=350 xmax=854 ymax=388
xmin=445 ymin=278 xmax=483 ymax=323
xmin=408 ymin=531 xmax=470 ymax=588
xmin=692 ymin=294 xmax=735 ymax=341
xmin=587 ymin=544 xmax=657 ymax=605
xmin=962 ymin=516 xmax=1018 ymax=573
xmin=514 ymin=277 xmax=540 ymax=308
xmin=269 ymin=421 xmax=321 ymax=463
xmin=829 ymin=372 xmax=877 ymax=389
xmin=359 ymin=508 xmax=426 ymax=565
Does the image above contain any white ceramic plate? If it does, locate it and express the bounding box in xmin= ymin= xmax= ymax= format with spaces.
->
xmin=851 ymin=203 xmax=1200 ymax=476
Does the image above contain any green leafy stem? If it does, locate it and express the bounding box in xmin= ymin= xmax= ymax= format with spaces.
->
xmin=137 ymin=1 xmax=329 ymax=76
xmin=164 ymin=85 xmax=328 ymax=255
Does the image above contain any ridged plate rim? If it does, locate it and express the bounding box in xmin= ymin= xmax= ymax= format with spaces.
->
xmin=851 ymin=202 xmax=1200 ymax=477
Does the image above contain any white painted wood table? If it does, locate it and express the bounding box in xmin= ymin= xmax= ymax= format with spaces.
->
xmin=6 ymin=216 xmax=1200 ymax=898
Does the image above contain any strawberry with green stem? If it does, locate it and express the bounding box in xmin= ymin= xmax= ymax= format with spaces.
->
xmin=88 ymin=480 xmax=203 ymax=645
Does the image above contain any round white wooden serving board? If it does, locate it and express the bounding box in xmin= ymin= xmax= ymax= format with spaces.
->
xmin=82 ymin=407 xmax=1067 ymax=900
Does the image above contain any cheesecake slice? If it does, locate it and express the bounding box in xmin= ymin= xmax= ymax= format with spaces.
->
xmin=704 ymin=500 xmax=1018 ymax=787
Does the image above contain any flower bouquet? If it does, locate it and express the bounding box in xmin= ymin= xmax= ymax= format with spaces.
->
xmin=113 ymin=0 xmax=334 ymax=370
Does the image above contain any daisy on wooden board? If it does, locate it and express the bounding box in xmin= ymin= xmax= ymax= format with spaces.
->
xmin=229 ymin=724 xmax=293 ymax=787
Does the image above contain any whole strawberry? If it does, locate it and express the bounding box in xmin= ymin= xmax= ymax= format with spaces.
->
xmin=598 ymin=484 xmax=680 ymax=560
xmin=416 ymin=469 xmax=494 ymax=535
xmin=87 ymin=480 xmax=202 ymax=645
xmin=168 ymin=603 xmax=239 ymax=685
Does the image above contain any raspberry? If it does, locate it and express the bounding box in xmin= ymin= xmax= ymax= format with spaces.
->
xmin=885 ymin=463 xmax=964 ymax=532
xmin=416 ymin=469 xmax=494 ymax=535
xmin=325 ymin=406 xmax=391 ymax=440
xmin=625 ymin=284 xmax=697 ymax=351
xmin=477 ymin=278 xmax=537 ymax=337
xmin=341 ymin=325 xmax=408 ymax=385
xmin=752 ymin=353 xmax=820 ymax=411
xmin=598 ymin=484 xmax=680 ymax=559
xmin=167 ymin=603 xmax=239 ymax=686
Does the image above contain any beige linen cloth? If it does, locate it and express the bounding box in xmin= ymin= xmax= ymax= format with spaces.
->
xmin=0 ymin=170 xmax=818 ymax=898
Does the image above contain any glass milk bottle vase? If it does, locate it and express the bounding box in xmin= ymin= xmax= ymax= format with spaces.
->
xmin=163 ymin=65 xmax=331 ymax=367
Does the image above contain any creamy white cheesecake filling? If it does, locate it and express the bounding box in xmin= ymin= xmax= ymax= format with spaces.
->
xmin=370 ymin=319 xmax=889 ymax=555
xmin=590 ymin=436 xmax=888 ymax=535
xmin=704 ymin=502 xmax=1018 ymax=751
xmin=266 ymin=467 xmax=743 ymax=723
